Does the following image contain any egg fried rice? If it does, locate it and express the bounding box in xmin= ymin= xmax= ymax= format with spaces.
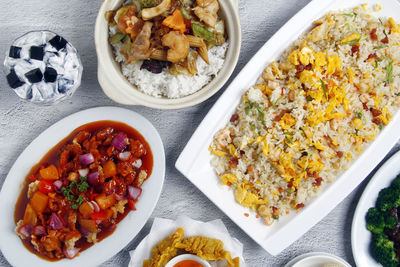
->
xmin=210 ymin=5 xmax=400 ymax=225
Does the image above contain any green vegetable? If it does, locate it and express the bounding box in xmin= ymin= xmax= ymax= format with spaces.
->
xmin=320 ymin=79 xmax=328 ymax=100
xmin=192 ymin=23 xmax=215 ymax=44
xmin=395 ymin=92 xmax=400 ymax=96
xmin=272 ymin=214 xmax=279 ymax=220
xmin=386 ymin=61 xmax=393 ymax=84
xmin=370 ymin=234 xmax=399 ymax=267
xmin=366 ymin=208 xmax=396 ymax=234
xmin=356 ymin=112 xmax=362 ymax=119
xmin=306 ymin=95 xmax=313 ymax=101
xmin=61 ymin=176 xmax=89 ymax=209
xmin=376 ymin=187 xmax=400 ymax=212
xmin=109 ymin=33 xmax=126 ymax=44
xmin=138 ymin=0 xmax=161 ymax=8
xmin=391 ymin=175 xmax=400 ymax=189
xmin=244 ymin=102 xmax=265 ymax=126
xmin=179 ymin=6 xmax=191 ymax=19
xmin=120 ymin=37 xmax=132 ymax=59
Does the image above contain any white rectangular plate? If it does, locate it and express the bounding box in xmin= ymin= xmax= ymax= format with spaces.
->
xmin=176 ymin=0 xmax=400 ymax=256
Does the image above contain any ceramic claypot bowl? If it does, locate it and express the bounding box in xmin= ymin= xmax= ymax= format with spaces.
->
xmin=95 ymin=0 xmax=241 ymax=109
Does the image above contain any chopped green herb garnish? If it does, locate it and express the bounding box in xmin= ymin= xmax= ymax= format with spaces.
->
xmin=249 ymin=122 xmax=256 ymax=131
xmin=320 ymin=79 xmax=328 ymax=100
xmin=272 ymin=97 xmax=282 ymax=107
xmin=374 ymin=44 xmax=388 ymax=50
xmin=272 ymin=214 xmax=279 ymax=220
xmin=386 ymin=60 xmax=393 ymax=84
xmin=395 ymin=92 xmax=400 ymax=96
xmin=253 ymin=103 xmax=265 ymax=126
xmin=245 ymin=101 xmax=253 ymax=115
xmin=342 ymin=35 xmax=367 ymax=46
xmin=342 ymin=13 xmax=354 ymax=17
xmin=61 ymin=176 xmax=89 ymax=209
xmin=383 ymin=29 xmax=388 ymax=39
xmin=284 ymin=132 xmax=294 ymax=136
xmin=356 ymin=112 xmax=362 ymax=119
xmin=379 ymin=124 xmax=383 ymax=130
xmin=306 ymin=95 xmax=313 ymax=102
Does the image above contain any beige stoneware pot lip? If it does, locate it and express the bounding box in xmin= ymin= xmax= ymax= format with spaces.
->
xmin=95 ymin=0 xmax=241 ymax=109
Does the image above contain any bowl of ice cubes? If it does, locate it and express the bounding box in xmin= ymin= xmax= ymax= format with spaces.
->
xmin=4 ymin=30 xmax=83 ymax=104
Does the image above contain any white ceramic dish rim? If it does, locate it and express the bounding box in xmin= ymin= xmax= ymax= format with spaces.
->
xmin=351 ymin=150 xmax=400 ymax=267
xmin=284 ymin=252 xmax=351 ymax=267
xmin=165 ymin=254 xmax=211 ymax=267
xmin=0 ymin=106 xmax=166 ymax=267
xmin=175 ymin=0 xmax=400 ymax=256
xmin=94 ymin=0 xmax=241 ymax=109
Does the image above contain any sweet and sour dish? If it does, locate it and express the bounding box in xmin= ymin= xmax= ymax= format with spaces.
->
xmin=14 ymin=121 xmax=153 ymax=260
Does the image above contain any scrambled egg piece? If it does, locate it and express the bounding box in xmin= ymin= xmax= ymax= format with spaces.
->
xmin=298 ymin=47 xmax=315 ymax=66
xmin=234 ymin=183 xmax=263 ymax=208
xmin=327 ymin=55 xmax=341 ymax=75
xmin=341 ymin=33 xmax=360 ymax=43
xmin=211 ymin=149 xmax=227 ymax=157
xmin=220 ymin=174 xmax=238 ymax=185
xmin=279 ymin=113 xmax=296 ymax=130
xmin=313 ymin=51 xmax=327 ymax=72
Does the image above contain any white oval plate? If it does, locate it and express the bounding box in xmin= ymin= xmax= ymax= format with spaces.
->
xmin=284 ymin=252 xmax=351 ymax=267
xmin=0 ymin=107 xmax=165 ymax=267
xmin=352 ymin=150 xmax=400 ymax=267
xmin=175 ymin=0 xmax=400 ymax=256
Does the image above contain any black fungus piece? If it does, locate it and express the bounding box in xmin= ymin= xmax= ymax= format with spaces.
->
xmin=6 ymin=69 xmax=25 ymax=89
xmin=9 ymin=46 xmax=22 ymax=58
xmin=30 ymin=46 xmax=44 ymax=61
xmin=49 ymin=35 xmax=68 ymax=50
xmin=44 ymin=67 xmax=57 ymax=83
xmin=57 ymin=78 xmax=74 ymax=94
xmin=140 ymin=59 xmax=168 ymax=74
xmin=25 ymin=68 xmax=43 ymax=83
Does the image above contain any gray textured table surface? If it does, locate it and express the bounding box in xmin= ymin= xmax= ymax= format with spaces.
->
xmin=1 ymin=0 xmax=400 ymax=266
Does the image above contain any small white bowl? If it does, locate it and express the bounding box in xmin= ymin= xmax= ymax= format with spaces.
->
xmin=95 ymin=0 xmax=241 ymax=109
xmin=165 ymin=254 xmax=211 ymax=267
xmin=284 ymin=252 xmax=351 ymax=267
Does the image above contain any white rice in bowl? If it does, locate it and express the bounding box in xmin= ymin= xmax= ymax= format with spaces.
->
xmin=109 ymin=26 xmax=228 ymax=98
xmin=210 ymin=5 xmax=400 ymax=226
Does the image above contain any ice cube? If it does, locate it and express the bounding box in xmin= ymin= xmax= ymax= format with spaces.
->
xmin=6 ymin=69 xmax=25 ymax=89
xmin=49 ymin=35 xmax=67 ymax=51
xmin=9 ymin=46 xmax=22 ymax=59
xmin=25 ymin=68 xmax=43 ymax=83
xmin=30 ymin=46 xmax=44 ymax=61
xmin=57 ymin=77 xmax=74 ymax=94
xmin=44 ymin=67 xmax=57 ymax=83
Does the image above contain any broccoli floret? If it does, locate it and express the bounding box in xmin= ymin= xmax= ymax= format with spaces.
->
xmin=385 ymin=213 xmax=398 ymax=229
xmin=371 ymin=234 xmax=399 ymax=267
xmin=392 ymin=175 xmax=400 ymax=189
xmin=137 ymin=0 xmax=161 ymax=8
xmin=367 ymin=208 xmax=386 ymax=234
xmin=377 ymin=187 xmax=400 ymax=212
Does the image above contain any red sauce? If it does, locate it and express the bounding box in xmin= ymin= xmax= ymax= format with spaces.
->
xmin=14 ymin=120 xmax=153 ymax=261
xmin=173 ymin=259 xmax=204 ymax=267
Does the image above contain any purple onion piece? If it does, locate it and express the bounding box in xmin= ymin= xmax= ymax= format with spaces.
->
xmin=79 ymin=226 xmax=90 ymax=236
xmin=78 ymin=168 xmax=89 ymax=177
xmin=78 ymin=153 xmax=94 ymax=166
xmin=49 ymin=213 xmax=64 ymax=230
xmin=90 ymin=201 xmax=100 ymax=213
xmin=87 ymin=172 xmax=99 ymax=185
xmin=111 ymin=132 xmax=127 ymax=151
xmin=32 ymin=225 xmax=47 ymax=236
xmin=53 ymin=180 xmax=63 ymax=190
xmin=18 ymin=224 xmax=33 ymax=238
xmin=63 ymin=247 xmax=80 ymax=259
xmin=127 ymin=185 xmax=142 ymax=201
xmin=115 ymin=194 xmax=127 ymax=201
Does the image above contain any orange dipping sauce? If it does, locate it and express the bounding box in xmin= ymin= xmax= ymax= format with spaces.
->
xmin=173 ymin=259 xmax=204 ymax=267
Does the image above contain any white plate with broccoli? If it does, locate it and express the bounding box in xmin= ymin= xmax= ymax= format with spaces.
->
xmin=352 ymin=150 xmax=400 ymax=267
